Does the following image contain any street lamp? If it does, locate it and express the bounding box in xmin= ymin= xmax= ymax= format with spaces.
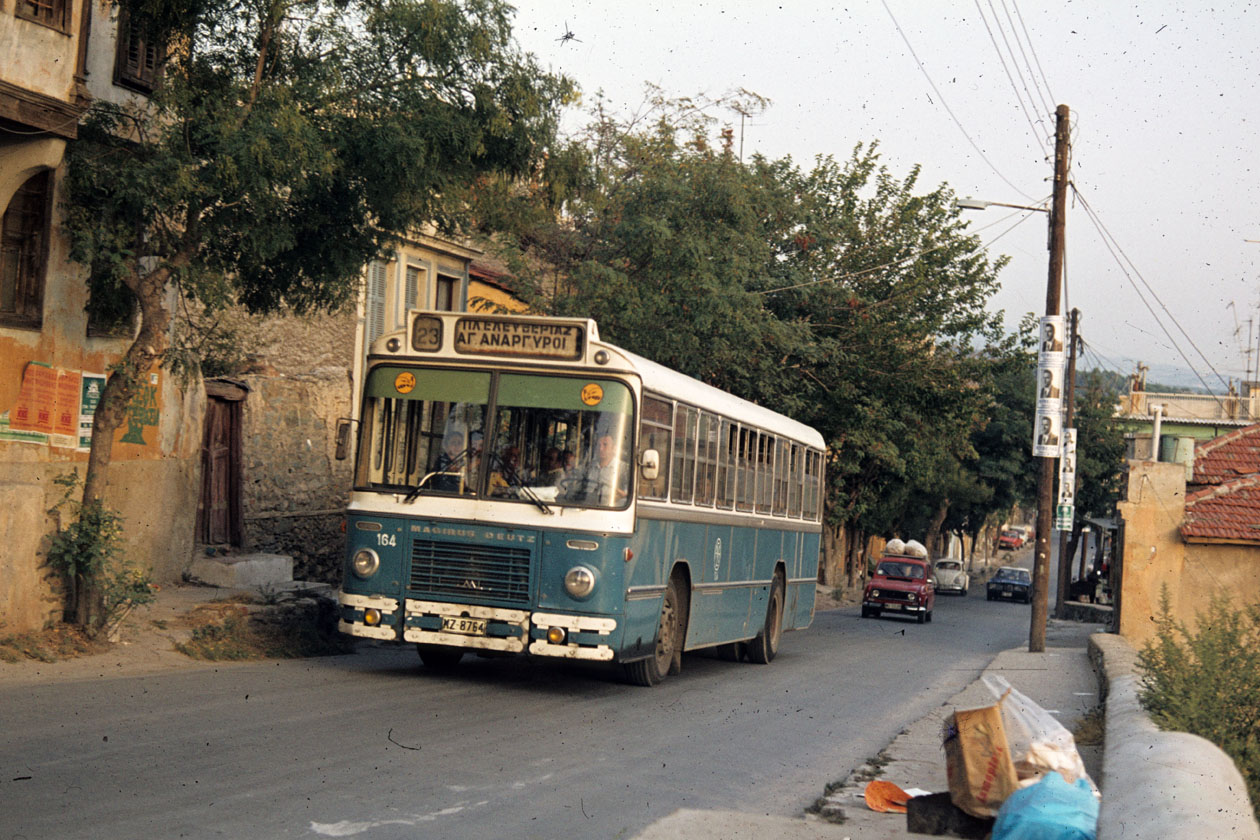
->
xmin=956 ymin=197 xmax=1050 ymax=214
xmin=955 ymin=105 xmax=1071 ymax=654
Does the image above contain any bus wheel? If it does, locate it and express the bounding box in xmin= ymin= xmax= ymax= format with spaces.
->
xmin=625 ymin=579 xmax=682 ymax=687
xmin=417 ymin=644 xmax=463 ymax=670
xmin=747 ymin=573 xmax=784 ymax=664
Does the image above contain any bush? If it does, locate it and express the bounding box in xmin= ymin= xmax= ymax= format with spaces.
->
xmin=46 ymin=472 xmax=155 ymax=632
xmin=1138 ymin=590 xmax=1260 ymax=816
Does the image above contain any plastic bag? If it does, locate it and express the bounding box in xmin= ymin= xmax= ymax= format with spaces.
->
xmin=983 ymin=674 xmax=1096 ymax=793
xmin=991 ymin=771 xmax=1098 ymax=840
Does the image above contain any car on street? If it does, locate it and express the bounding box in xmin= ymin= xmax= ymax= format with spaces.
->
xmin=998 ymin=529 xmax=1024 ymax=550
xmin=987 ymin=566 xmax=1032 ymax=603
xmin=863 ymin=553 xmax=935 ymax=623
xmin=932 ymin=559 xmax=970 ymax=595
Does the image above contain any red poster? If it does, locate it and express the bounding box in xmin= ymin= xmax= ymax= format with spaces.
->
xmin=55 ymin=369 xmax=81 ymax=437
xmin=10 ymin=363 xmax=58 ymax=434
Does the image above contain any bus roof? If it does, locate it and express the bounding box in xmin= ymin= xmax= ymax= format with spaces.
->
xmin=616 ymin=348 xmax=825 ymax=449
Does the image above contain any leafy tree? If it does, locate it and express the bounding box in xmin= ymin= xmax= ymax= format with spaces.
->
xmin=1057 ymin=368 xmax=1127 ymax=589
xmin=62 ymin=0 xmax=572 ymax=626
xmin=477 ymin=95 xmax=1011 ymax=584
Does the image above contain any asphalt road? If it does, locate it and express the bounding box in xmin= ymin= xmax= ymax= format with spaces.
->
xmin=0 ymin=550 xmax=1054 ymax=840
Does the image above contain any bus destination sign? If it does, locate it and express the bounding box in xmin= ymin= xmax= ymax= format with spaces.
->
xmin=454 ymin=317 xmax=585 ymax=360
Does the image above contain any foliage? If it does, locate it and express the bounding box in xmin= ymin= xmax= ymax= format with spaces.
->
xmin=1138 ymin=590 xmax=1260 ymax=815
xmin=476 ymin=91 xmax=1012 ymax=548
xmin=46 ymin=473 xmax=155 ymax=631
xmin=59 ymin=0 xmax=572 ymax=624
xmin=1069 ymin=370 xmax=1127 ymax=520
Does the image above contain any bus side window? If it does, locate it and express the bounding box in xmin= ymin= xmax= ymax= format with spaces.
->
xmin=756 ymin=433 xmax=775 ymax=513
xmin=716 ymin=419 xmax=734 ymax=509
xmin=773 ymin=437 xmax=789 ymax=516
xmin=695 ymin=412 xmax=718 ymax=506
xmin=638 ymin=395 xmax=673 ymax=500
xmin=736 ymin=427 xmax=755 ymax=512
xmin=803 ymin=449 xmax=821 ymax=520
xmin=788 ymin=443 xmax=803 ymax=517
xmin=671 ymin=404 xmax=697 ymax=504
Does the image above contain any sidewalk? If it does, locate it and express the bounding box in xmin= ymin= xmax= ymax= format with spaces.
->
xmin=0 ymin=582 xmax=314 ymax=685
xmin=636 ymin=618 xmax=1105 ymax=840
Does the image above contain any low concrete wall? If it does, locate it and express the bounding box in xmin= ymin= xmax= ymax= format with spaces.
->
xmin=1090 ymin=633 xmax=1259 ymax=839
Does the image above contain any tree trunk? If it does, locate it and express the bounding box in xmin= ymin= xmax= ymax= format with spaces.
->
xmin=76 ymin=264 xmax=176 ymax=627
xmin=925 ymin=500 xmax=949 ymax=557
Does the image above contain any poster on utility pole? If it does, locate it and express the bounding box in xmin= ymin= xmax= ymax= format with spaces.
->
xmin=1033 ymin=315 xmax=1066 ymax=458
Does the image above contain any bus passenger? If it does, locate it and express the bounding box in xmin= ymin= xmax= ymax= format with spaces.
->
xmin=488 ymin=446 xmax=521 ymax=497
xmin=536 ymin=447 xmax=564 ymax=486
xmin=429 ymin=430 xmax=468 ymax=492
xmin=564 ymin=434 xmax=627 ymax=505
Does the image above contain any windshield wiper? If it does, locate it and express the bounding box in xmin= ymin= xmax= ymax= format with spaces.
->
xmin=491 ymin=453 xmax=553 ymax=515
xmin=403 ymin=447 xmax=471 ymax=503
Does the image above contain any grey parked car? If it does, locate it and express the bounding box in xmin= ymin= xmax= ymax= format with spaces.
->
xmin=932 ymin=559 xmax=970 ymax=595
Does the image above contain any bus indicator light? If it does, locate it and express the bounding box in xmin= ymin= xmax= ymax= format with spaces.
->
xmin=547 ymin=626 xmax=567 ymax=645
xmin=364 ymin=608 xmax=381 ymax=626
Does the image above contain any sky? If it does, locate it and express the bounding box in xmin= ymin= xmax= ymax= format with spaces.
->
xmin=509 ymin=1 xmax=1260 ymax=391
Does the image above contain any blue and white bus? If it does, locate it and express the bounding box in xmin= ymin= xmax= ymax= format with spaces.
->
xmin=335 ymin=310 xmax=825 ymax=685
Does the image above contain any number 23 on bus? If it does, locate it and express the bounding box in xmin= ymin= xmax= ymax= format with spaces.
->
xmin=335 ymin=311 xmax=826 ymax=686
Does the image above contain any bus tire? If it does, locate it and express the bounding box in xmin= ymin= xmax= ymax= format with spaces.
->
xmin=417 ymin=644 xmax=463 ymax=670
xmin=624 ymin=578 xmax=682 ymax=687
xmin=747 ymin=572 xmax=784 ymax=664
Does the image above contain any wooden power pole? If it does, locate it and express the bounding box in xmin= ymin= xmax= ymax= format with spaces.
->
xmin=1030 ymin=104 xmax=1071 ymax=653
xmin=1054 ymin=308 xmax=1081 ymax=618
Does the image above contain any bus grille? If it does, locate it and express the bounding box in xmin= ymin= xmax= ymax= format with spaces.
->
xmin=409 ymin=540 xmax=533 ymax=605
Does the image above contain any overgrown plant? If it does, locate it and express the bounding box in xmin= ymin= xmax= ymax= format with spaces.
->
xmin=46 ymin=473 xmax=154 ymax=632
xmin=1138 ymin=589 xmax=1260 ymax=816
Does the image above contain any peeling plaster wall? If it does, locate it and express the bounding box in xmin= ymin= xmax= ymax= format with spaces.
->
xmin=1116 ymin=460 xmax=1260 ymax=648
xmin=0 ymin=163 xmax=203 ymax=633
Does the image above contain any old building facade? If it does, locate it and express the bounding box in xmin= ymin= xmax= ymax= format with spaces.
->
xmin=1 ymin=0 xmax=202 ymax=633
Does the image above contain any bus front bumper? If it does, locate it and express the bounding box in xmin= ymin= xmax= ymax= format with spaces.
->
xmin=338 ymin=592 xmax=616 ymax=661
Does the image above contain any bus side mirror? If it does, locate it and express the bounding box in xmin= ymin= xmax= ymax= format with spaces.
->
xmin=639 ymin=449 xmax=660 ymax=481
xmin=335 ymin=419 xmax=353 ymax=461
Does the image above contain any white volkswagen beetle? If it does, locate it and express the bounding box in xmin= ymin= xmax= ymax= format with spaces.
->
xmin=932 ymin=559 xmax=970 ymax=595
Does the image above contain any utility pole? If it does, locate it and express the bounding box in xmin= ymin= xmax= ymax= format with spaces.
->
xmin=1030 ymin=103 xmax=1070 ymax=653
xmin=1054 ymin=308 xmax=1080 ymax=618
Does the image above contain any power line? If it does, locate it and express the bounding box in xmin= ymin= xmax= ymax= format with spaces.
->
xmin=1072 ymin=185 xmax=1233 ymax=400
xmin=977 ymin=0 xmax=1050 ymax=156
xmin=880 ymin=0 xmax=1038 ymax=202
xmin=1008 ymin=0 xmax=1057 ymax=111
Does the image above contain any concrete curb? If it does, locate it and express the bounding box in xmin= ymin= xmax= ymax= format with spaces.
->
xmin=1089 ymin=632 xmax=1259 ymax=839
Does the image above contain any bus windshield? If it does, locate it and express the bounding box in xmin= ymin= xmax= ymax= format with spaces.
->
xmin=356 ymin=366 xmax=634 ymax=509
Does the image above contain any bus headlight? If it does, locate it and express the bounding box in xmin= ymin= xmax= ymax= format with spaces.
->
xmin=564 ymin=566 xmax=596 ymax=599
xmin=351 ymin=548 xmax=380 ymax=579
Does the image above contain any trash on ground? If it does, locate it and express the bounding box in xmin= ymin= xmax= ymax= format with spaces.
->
xmin=982 ymin=674 xmax=1098 ymax=793
xmin=990 ymin=770 xmax=1098 ymax=840
xmin=864 ymin=779 xmax=911 ymax=813
xmin=906 ymin=791 xmax=995 ymax=839
xmin=942 ymin=701 xmax=1019 ymax=817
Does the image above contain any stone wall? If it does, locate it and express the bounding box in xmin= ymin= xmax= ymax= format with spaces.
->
xmin=232 ymin=309 xmax=358 ymax=583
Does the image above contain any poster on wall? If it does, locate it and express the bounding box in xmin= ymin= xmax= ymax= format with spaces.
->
xmin=6 ymin=362 xmax=83 ymax=448
xmin=78 ymin=373 xmax=107 ymax=451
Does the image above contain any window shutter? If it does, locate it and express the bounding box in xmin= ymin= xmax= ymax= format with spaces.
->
xmin=366 ymin=261 xmax=387 ymax=347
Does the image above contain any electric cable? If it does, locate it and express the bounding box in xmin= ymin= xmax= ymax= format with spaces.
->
xmin=1073 ymin=186 xmax=1232 ymax=401
xmin=881 ymin=0 xmax=1039 ymax=202
xmin=978 ymin=0 xmax=1050 ymax=155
